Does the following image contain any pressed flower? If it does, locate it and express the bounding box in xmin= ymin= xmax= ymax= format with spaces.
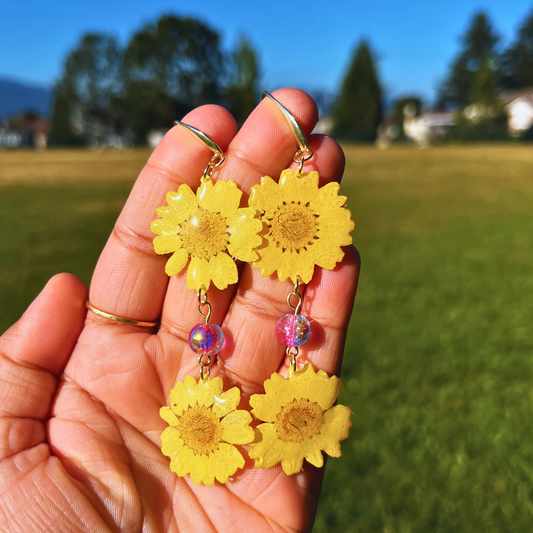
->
xmin=249 ymin=364 xmax=352 ymax=475
xmin=152 ymin=179 xmax=262 ymax=290
xmin=248 ymin=169 xmax=354 ymax=284
xmin=160 ymin=375 xmax=255 ymax=485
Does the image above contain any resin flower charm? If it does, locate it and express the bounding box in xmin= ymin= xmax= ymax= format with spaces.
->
xmin=152 ymin=179 xmax=262 ymax=290
xmin=160 ymin=375 xmax=255 ymax=485
xmin=249 ymin=364 xmax=352 ymax=475
xmin=249 ymin=168 xmax=354 ymax=284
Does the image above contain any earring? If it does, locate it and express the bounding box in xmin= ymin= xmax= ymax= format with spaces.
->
xmin=152 ymin=121 xmax=262 ymax=486
xmin=248 ymin=93 xmax=354 ymax=475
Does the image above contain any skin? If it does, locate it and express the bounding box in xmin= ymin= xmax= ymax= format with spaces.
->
xmin=0 ymin=88 xmax=360 ymax=532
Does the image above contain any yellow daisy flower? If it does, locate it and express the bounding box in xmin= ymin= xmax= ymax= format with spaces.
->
xmin=160 ymin=375 xmax=255 ymax=485
xmin=248 ymin=169 xmax=354 ymax=284
xmin=249 ymin=364 xmax=352 ymax=475
xmin=151 ymin=179 xmax=262 ymax=290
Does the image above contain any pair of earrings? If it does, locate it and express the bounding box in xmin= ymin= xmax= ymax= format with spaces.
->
xmin=152 ymin=93 xmax=354 ymax=486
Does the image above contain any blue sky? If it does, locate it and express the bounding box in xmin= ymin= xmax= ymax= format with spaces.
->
xmin=1 ymin=0 xmax=532 ymax=102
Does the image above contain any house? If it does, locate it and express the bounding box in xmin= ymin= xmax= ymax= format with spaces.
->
xmin=499 ymin=88 xmax=533 ymax=137
xmin=0 ymin=113 xmax=49 ymax=149
xmin=403 ymin=104 xmax=455 ymax=147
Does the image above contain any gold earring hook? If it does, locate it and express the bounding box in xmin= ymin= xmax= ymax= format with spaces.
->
xmin=174 ymin=120 xmax=224 ymax=157
xmin=262 ymin=91 xmax=314 ymax=174
xmin=174 ymin=120 xmax=226 ymax=180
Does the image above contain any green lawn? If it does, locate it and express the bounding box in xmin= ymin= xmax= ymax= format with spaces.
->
xmin=1 ymin=146 xmax=533 ymax=532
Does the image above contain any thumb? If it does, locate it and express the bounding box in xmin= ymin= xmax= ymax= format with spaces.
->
xmin=0 ymin=273 xmax=87 ymax=460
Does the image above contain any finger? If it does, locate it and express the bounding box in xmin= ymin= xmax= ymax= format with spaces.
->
xmin=220 ymin=131 xmax=349 ymax=390
xmin=218 ymin=87 xmax=319 ymax=194
xmin=290 ymin=245 xmax=360 ymax=376
xmin=88 ymin=105 xmax=238 ymax=327
xmin=0 ymin=273 xmax=88 ymax=374
xmin=159 ymin=88 xmax=321 ymax=375
xmin=0 ymin=274 xmax=87 ymax=461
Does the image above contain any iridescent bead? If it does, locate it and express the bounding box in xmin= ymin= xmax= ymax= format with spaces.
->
xmin=189 ymin=324 xmax=225 ymax=355
xmin=276 ymin=314 xmax=311 ymax=347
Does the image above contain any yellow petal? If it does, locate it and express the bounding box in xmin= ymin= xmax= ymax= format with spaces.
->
xmin=154 ymin=234 xmax=183 ymax=255
xmin=221 ymin=410 xmax=254 ymax=445
xmin=186 ymin=256 xmax=211 ymax=290
xmin=291 ymin=249 xmax=316 ymax=284
xmin=309 ymin=181 xmax=347 ymax=211
xmin=155 ymin=206 xmax=171 ymax=220
xmin=209 ymin=443 xmax=245 ymax=484
xmin=168 ymin=444 xmax=197 ymax=478
xmin=198 ymin=179 xmax=242 ymax=217
xmin=250 ymin=372 xmax=297 ymax=421
xmin=211 ymin=387 xmax=240 ymax=418
xmin=249 ymin=176 xmax=282 ymax=211
xmin=226 ymin=208 xmax=262 ymax=262
xmin=188 ymin=451 xmax=212 ymax=485
xmin=160 ymin=406 xmax=179 ymax=426
xmin=166 ymin=185 xmax=198 ymax=222
xmin=165 ymin=248 xmax=189 ymax=276
xmin=309 ymin=242 xmax=345 ymax=271
xmin=151 ymin=217 xmax=180 ymax=235
xmin=304 ymin=448 xmax=324 ymax=468
xmin=289 ymin=365 xmax=341 ymax=411
xmin=169 ymin=375 xmax=198 ymax=415
xmin=161 ymin=426 xmax=184 ymax=457
xmin=280 ymin=456 xmax=305 ymax=475
xmin=252 ymin=238 xmax=283 ymax=278
xmin=317 ymin=208 xmax=354 ymax=247
xmin=318 ymin=404 xmax=353 ymax=457
xmin=278 ymin=169 xmax=319 ymax=205
xmin=249 ymin=423 xmax=304 ymax=472
xmin=275 ymin=249 xmax=316 ymax=284
xmin=209 ymin=253 xmax=238 ymax=290
xmin=250 ymin=366 xmax=341 ymax=423
xmin=194 ymin=376 xmax=224 ymax=408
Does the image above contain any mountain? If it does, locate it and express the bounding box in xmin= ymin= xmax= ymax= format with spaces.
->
xmin=0 ymin=77 xmax=52 ymax=119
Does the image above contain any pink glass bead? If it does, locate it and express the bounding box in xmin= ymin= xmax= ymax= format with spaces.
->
xmin=276 ymin=314 xmax=311 ymax=347
xmin=189 ymin=324 xmax=225 ymax=355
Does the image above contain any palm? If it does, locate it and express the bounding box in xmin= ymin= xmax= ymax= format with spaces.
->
xmin=0 ymin=89 xmax=359 ymax=532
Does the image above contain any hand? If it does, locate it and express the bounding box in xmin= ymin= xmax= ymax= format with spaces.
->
xmin=0 ymin=88 xmax=360 ymax=532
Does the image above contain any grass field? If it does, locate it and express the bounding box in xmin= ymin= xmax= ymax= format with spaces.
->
xmin=1 ymin=145 xmax=533 ymax=532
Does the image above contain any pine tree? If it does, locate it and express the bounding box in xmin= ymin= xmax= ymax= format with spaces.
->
xmin=332 ymin=40 xmax=383 ymax=142
xmin=472 ymin=57 xmax=499 ymax=106
xmin=502 ymin=10 xmax=533 ymax=89
xmin=439 ymin=12 xmax=500 ymax=107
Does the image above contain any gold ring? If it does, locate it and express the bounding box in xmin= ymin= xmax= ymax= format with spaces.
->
xmin=86 ymin=301 xmax=159 ymax=328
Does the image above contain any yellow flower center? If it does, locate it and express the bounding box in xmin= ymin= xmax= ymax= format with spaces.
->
xmin=180 ymin=208 xmax=229 ymax=259
xmin=268 ymin=202 xmax=318 ymax=252
xmin=276 ymin=398 xmax=324 ymax=442
xmin=179 ymin=406 xmax=223 ymax=454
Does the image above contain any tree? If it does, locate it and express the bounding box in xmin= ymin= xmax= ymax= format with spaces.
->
xmin=452 ymin=56 xmax=508 ymax=141
xmin=439 ymin=12 xmax=500 ymax=107
xmin=332 ymin=40 xmax=383 ymax=141
xmin=122 ymin=16 xmax=226 ymax=115
xmin=225 ymin=36 xmax=261 ymax=125
xmin=117 ymin=80 xmax=181 ymax=143
xmin=502 ymin=10 xmax=533 ymax=89
xmin=49 ymin=33 xmax=123 ymax=145
xmin=472 ymin=57 xmax=499 ymax=106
